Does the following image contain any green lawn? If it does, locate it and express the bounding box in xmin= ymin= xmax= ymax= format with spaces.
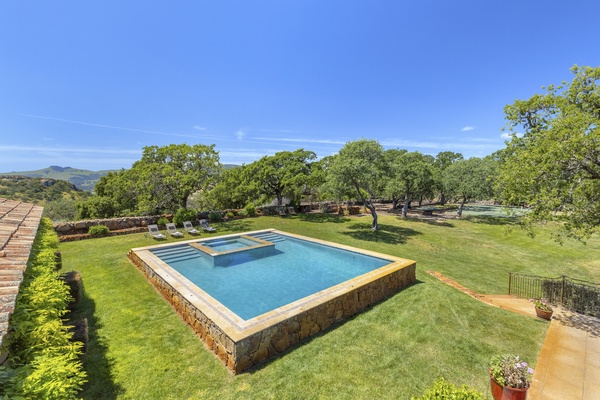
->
xmin=60 ymin=213 xmax=600 ymax=399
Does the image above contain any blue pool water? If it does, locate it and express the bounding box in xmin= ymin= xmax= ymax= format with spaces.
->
xmin=150 ymin=232 xmax=390 ymax=320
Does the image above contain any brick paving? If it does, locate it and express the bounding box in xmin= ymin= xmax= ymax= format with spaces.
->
xmin=0 ymin=198 xmax=43 ymax=347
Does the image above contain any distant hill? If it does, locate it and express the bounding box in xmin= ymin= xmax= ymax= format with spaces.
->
xmin=0 ymin=175 xmax=87 ymax=205
xmin=0 ymin=166 xmax=117 ymax=191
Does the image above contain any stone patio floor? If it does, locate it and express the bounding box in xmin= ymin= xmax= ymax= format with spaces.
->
xmin=428 ymin=270 xmax=600 ymax=400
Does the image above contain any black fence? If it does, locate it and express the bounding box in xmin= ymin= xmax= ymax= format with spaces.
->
xmin=508 ymin=273 xmax=600 ymax=318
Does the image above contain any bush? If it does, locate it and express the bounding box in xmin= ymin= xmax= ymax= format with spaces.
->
xmin=156 ymin=217 xmax=170 ymax=226
xmin=225 ymin=211 xmax=235 ymax=220
xmin=88 ymin=225 xmax=110 ymax=237
xmin=76 ymin=196 xmax=117 ymax=219
xmin=173 ymin=208 xmax=198 ymax=226
xmin=237 ymin=209 xmax=248 ymax=218
xmin=411 ymin=377 xmax=483 ymax=400
xmin=0 ymin=218 xmax=87 ymax=399
xmin=244 ymin=202 xmax=257 ymax=217
xmin=208 ymin=211 xmax=223 ymax=222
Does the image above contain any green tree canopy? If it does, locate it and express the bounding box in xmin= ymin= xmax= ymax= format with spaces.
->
xmin=387 ymin=151 xmax=435 ymax=217
xmin=434 ymin=151 xmax=464 ymax=205
xmin=498 ymin=65 xmax=600 ymax=241
xmin=207 ymin=165 xmax=257 ymax=210
xmin=443 ymin=157 xmax=497 ymax=217
xmin=245 ymin=149 xmax=316 ymax=206
xmin=87 ymin=143 xmax=221 ymax=216
xmin=327 ymin=139 xmax=385 ymax=230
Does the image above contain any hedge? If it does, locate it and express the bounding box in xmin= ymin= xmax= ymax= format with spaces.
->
xmin=0 ymin=218 xmax=87 ymax=400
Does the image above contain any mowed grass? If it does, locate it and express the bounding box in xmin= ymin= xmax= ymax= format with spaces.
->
xmin=60 ymin=213 xmax=600 ymax=399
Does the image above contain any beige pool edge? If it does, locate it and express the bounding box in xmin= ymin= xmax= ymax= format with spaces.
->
xmin=128 ymin=229 xmax=417 ymax=374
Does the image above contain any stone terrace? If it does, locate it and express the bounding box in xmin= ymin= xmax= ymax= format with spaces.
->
xmin=0 ymin=198 xmax=43 ymax=347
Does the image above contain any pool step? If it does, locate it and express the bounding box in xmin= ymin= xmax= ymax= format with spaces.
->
xmin=152 ymin=246 xmax=201 ymax=263
xmin=249 ymin=232 xmax=286 ymax=242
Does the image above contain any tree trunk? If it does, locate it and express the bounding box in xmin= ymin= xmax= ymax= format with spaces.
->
xmin=366 ymin=202 xmax=378 ymax=230
xmin=418 ymin=195 xmax=423 ymax=207
xmin=402 ymin=193 xmax=409 ymax=217
xmin=352 ymin=182 xmax=378 ymax=230
xmin=392 ymin=198 xmax=399 ymax=210
xmin=457 ymin=196 xmax=466 ymax=218
xmin=276 ymin=192 xmax=283 ymax=206
xmin=440 ymin=192 xmax=446 ymax=205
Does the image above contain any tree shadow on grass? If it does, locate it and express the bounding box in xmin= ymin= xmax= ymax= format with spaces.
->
xmin=69 ymin=283 xmax=124 ymax=399
xmin=462 ymin=215 xmax=519 ymax=226
xmin=343 ymin=222 xmax=422 ymax=245
xmin=394 ymin=216 xmax=456 ymax=228
xmin=214 ymin=219 xmax=255 ymax=233
xmin=296 ymin=213 xmax=351 ymax=224
xmin=242 ymin=279 xmax=424 ymax=375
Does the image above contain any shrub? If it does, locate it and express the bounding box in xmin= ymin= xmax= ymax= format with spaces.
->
xmin=76 ymin=196 xmax=117 ymax=219
xmin=244 ymin=202 xmax=257 ymax=217
xmin=88 ymin=225 xmax=110 ymax=237
xmin=173 ymin=208 xmax=197 ymax=226
xmin=225 ymin=211 xmax=235 ymax=220
xmin=208 ymin=211 xmax=223 ymax=222
xmin=156 ymin=217 xmax=170 ymax=226
xmin=237 ymin=209 xmax=248 ymax=218
xmin=411 ymin=377 xmax=483 ymax=400
xmin=0 ymin=218 xmax=87 ymax=399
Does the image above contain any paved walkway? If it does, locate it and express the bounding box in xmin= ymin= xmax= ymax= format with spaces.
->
xmin=528 ymin=309 xmax=600 ymax=400
xmin=427 ymin=271 xmax=600 ymax=400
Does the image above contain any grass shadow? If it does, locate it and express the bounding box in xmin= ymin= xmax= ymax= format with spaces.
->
xmin=69 ymin=283 xmax=124 ymax=399
xmin=241 ymin=280 xmax=424 ymax=375
xmin=343 ymin=222 xmax=422 ymax=244
xmin=462 ymin=215 xmax=519 ymax=226
xmin=214 ymin=219 xmax=255 ymax=233
xmin=296 ymin=213 xmax=351 ymax=223
xmin=395 ymin=216 xmax=456 ymax=228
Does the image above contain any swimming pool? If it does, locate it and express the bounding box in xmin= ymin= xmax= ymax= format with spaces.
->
xmin=150 ymin=232 xmax=391 ymax=320
xmin=129 ymin=229 xmax=416 ymax=373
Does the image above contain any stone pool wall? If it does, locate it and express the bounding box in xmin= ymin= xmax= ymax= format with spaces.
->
xmin=128 ymin=246 xmax=416 ymax=374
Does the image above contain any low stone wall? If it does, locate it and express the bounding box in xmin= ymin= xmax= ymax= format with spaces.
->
xmin=54 ymin=215 xmax=173 ymax=237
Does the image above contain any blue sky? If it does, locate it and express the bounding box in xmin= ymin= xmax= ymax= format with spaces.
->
xmin=1 ymin=1 xmax=599 ymax=172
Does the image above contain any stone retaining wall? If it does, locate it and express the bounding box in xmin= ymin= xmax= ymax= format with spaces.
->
xmin=54 ymin=215 xmax=173 ymax=236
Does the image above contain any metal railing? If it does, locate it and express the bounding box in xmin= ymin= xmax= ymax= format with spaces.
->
xmin=508 ymin=273 xmax=600 ymax=318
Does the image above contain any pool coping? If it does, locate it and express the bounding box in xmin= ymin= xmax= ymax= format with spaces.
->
xmin=129 ymin=229 xmax=417 ymax=372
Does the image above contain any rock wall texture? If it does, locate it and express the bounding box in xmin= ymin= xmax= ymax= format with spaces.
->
xmin=54 ymin=215 xmax=173 ymax=237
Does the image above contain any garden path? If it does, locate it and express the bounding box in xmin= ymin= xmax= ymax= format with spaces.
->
xmin=428 ymin=270 xmax=600 ymax=399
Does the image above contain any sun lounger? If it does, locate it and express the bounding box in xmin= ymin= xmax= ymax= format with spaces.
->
xmin=166 ymin=223 xmax=184 ymax=238
xmin=148 ymin=224 xmax=166 ymax=240
xmin=199 ymin=219 xmax=216 ymax=232
xmin=183 ymin=221 xmax=200 ymax=235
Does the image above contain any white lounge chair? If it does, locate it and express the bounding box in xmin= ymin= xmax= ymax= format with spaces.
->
xmin=199 ymin=219 xmax=216 ymax=232
xmin=148 ymin=224 xmax=166 ymax=240
xmin=183 ymin=221 xmax=199 ymax=235
xmin=166 ymin=223 xmax=184 ymax=238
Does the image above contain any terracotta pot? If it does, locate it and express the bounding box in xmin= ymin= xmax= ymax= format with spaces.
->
xmin=489 ymin=374 xmax=528 ymax=400
xmin=535 ymin=306 xmax=553 ymax=320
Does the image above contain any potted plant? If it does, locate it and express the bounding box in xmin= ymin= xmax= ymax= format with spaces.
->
xmin=489 ymin=354 xmax=534 ymax=400
xmin=530 ymin=298 xmax=553 ymax=320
